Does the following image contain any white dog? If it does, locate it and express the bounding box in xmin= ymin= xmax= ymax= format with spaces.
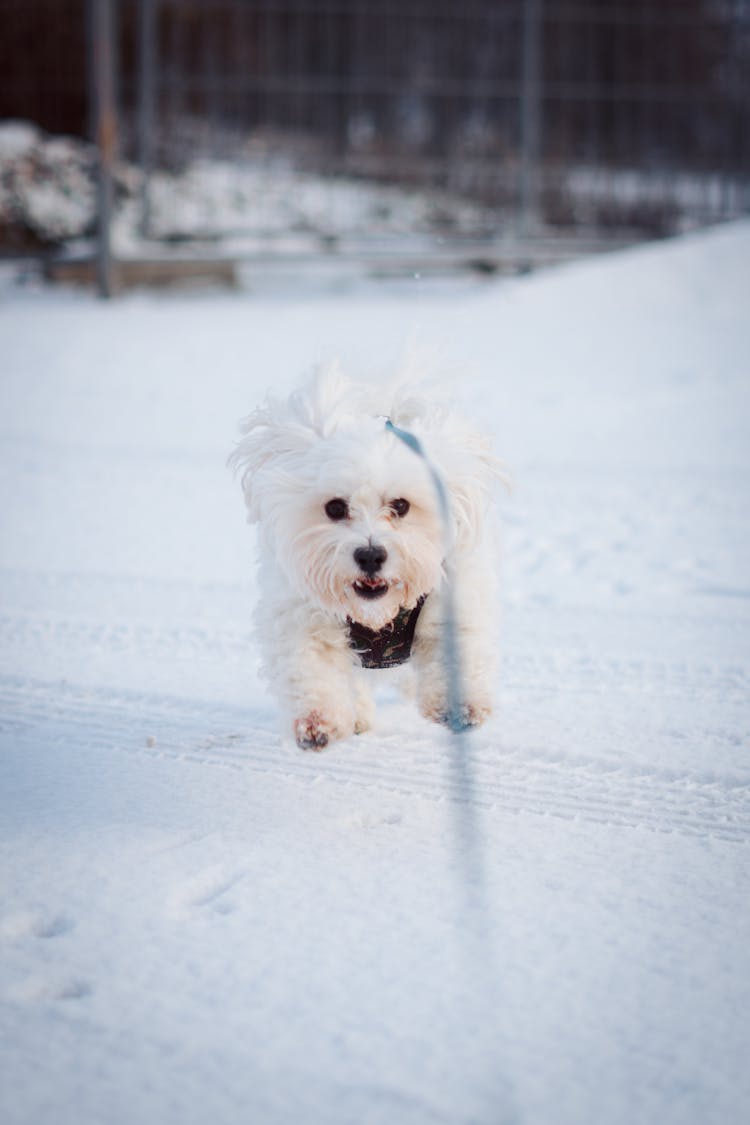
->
xmin=230 ymin=364 xmax=500 ymax=750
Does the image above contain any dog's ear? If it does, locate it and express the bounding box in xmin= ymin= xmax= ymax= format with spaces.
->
xmin=432 ymin=428 xmax=507 ymax=552
xmin=228 ymin=406 xmax=313 ymax=523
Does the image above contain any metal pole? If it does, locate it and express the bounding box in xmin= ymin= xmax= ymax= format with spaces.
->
xmin=85 ymin=0 xmax=97 ymax=143
xmin=519 ymin=0 xmax=543 ymax=241
xmin=91 ymin=0 xmax=117 ymax=297
xmin=137 ymin=0 xmax=157 ymax=238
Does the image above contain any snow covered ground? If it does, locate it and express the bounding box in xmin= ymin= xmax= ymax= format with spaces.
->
xmin=1 ymin=221 xmax=749 ymax=1125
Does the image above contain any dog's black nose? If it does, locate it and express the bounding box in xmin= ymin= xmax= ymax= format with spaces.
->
xmin=354 ymin=543 xmax=387 ymax=576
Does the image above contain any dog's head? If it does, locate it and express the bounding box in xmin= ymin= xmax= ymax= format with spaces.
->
xmin=230 ymin=364 xmax=500 ymax=628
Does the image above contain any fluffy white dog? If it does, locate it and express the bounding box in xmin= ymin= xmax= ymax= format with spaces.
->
xmin=230 ymin=364 xmax=500 ymax=750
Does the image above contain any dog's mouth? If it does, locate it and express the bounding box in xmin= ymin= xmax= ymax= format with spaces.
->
xmin=352 ymin=577 xmax=389 ymax=600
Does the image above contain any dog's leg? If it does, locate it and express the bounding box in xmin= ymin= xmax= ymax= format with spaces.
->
xmin=352 ymin=673 xmax=375 ymax=735
xmin=288 ymin=646 xmax=359 ymax=750
xmin=413 ymin=564 xmax=494 ymax=731
xmin=260 ymin=600 xmax=358 ymax=750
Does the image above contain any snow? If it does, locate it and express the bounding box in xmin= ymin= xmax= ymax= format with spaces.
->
xmin=1 ymin=222 xmax=749 ymax=1125
xmin=0 ymin=121 xmax=39 ymax=160
xmin=0 ymin=123 xmax=96 ymax=244
xmin=113 ymin=158 xmax=491 ymax=251
xmin=0 ymin=120 xmax=491 ymax=254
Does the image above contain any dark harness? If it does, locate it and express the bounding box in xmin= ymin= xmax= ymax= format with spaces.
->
xmin=347 ymin=596 xmax=426 ymax=669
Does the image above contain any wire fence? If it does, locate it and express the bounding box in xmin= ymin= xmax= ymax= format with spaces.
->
xmin=2 ymin=0 xmax=749 ymax=290
xmin=119 ymin=0 xmax=750 ymax=234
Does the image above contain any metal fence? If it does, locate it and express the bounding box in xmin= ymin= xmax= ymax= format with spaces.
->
xmin=112 ymin=0 xmax=750 ymax=228
xmin=10 ymin=0 xmax=748 ymax=290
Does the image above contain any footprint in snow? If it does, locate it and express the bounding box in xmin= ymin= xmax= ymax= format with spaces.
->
xmin=166 ymin=867 xmax=246 ymax=920
xmin=9 ymin=975 xmax=93 ymax=1005
xmin=0 ymin=909 xmax=74 ymax=942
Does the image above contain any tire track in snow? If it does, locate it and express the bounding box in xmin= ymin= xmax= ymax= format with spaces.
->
xmin=0 ymin=610 xmax=250 ymax=663
xmin=504 ymin=651 xmax=749 ymax=706
xmin=1 ymin=675 xmax=748 ymax=844
xmin=2 ymin=607 xmax=748 ymax=700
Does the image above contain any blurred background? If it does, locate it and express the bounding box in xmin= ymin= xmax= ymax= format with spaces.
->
xmin=1 ymin=0 xmax=749 ymax=291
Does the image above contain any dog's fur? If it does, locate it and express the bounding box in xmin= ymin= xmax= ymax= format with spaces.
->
xmin=230 ymin=363 xmax=500 ymax=749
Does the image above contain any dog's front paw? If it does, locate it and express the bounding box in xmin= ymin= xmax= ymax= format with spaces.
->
xmin=420 ymin=697 xmax=491 ymax=732
xmin=294 ymin=711 xmax=335 ymax=751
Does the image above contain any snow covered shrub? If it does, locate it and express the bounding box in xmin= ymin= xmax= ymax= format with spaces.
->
xmin=0 ymin=121 xmax=98 ymax=249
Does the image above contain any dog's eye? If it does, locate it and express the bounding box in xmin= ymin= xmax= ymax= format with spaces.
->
xmin=324 ymin=498 xmax=349 ymax=521
xmin=390 ymin=498 xmax=410 ymax=518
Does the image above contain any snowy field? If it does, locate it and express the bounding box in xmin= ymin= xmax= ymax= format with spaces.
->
xmin=1 ymin=222 xmax=749 ymax=1125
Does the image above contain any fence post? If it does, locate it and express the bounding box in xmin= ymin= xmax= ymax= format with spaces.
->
xmin=519 ymin=0 xmax=543 ymax=240
xmin=91 ymin=0 xmax=117 ymax=297
xmin=137 ymin=0 xmax=157 ymax=237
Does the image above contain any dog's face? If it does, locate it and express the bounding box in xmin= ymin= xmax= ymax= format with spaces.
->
xmin=284 ymin=427 xmax=444 ymax=627
xmin=231 ymin=368 xmax=498 ymax=628
xmin=250 ymin=422 xmax=443 ymax=628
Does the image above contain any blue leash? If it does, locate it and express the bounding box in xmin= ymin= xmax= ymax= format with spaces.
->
xmin=386 ymin=416 xmax=502 ymax=1086
xmin=386 ymin=417 xmax=492 ymax=942
xmin=385 ymin=419 xmax=466 ymax=734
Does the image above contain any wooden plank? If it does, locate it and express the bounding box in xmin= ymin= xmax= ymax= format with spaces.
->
xmin=44 ymin=257 xmax=239 ymax=290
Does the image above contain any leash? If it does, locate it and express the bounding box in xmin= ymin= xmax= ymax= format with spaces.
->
xmin=387 ymin=411 xmax=513 ymax=1109
xmin=384 ymin=416 xmax=489 ymax=842
xmin=385 ymin=418 xmax=495 ymax=980
xmin=385 ymin=420 xmax=466 ymax=732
